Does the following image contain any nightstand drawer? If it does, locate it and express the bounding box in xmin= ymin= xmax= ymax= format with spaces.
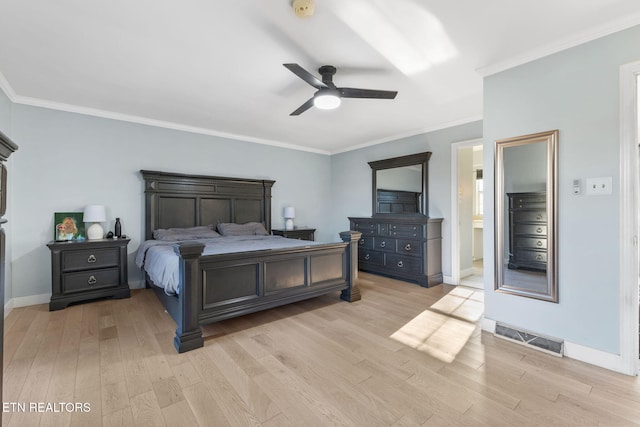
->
xmin=62 ymin=267 xmax=120 ymax=294
xmin=62 ymin=247 xmax=119 ymax=271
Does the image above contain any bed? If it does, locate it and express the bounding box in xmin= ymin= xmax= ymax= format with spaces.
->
xmin=139 ymin=170 xmax=361 ymax=353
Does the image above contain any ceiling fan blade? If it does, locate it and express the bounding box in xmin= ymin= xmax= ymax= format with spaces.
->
xmin=290 ymin=97 xmax=315 ymax=116
xmin=339 ymin=87 xmax=398 ymax=99
xmin=283 ymin=64 xmax=327 ymax=90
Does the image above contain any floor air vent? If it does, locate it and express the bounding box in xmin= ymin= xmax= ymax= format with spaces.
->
xmin=494 ymin=323 xmax=564 ymax=356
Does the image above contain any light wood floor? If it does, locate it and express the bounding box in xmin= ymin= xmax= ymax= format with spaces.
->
xmin=3 ymin=273 xmax=640 ymax=426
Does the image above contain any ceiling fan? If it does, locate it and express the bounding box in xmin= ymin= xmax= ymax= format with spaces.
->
xmin=283 ymin=63 xmax=398 ymax=116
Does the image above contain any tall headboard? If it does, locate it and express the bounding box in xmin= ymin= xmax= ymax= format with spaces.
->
xmin=141 ymin=170 xmax=275 ymax=240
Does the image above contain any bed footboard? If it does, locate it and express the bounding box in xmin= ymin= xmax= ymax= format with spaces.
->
xmin=171 ymin=231 xmax=361 ymax=353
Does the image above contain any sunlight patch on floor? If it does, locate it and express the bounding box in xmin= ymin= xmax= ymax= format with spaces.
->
xmin=390 ymin=286 xmax=484 ymax=363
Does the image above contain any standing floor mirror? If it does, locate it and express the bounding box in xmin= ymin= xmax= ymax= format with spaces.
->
xmin=494 ymin=130 xmax=558 ymax=302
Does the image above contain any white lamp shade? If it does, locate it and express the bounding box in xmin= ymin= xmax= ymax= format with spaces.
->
xmin=83 ymin=205 xmax=106 ymax=223
xmin=283 ymin=207 xmax=296 ymax=219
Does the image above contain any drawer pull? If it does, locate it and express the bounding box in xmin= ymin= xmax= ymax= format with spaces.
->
xmin=536 ymin=254 xmax=543 ymax=260
xmin=536 ymin=227 xmax=543 ymax=234
xmin=536 ymin=241 xmax=543 ymax=247
xmin=87 ymin=276 xmax=97 ymax=285
xmin=536 ymin=214 xmax=542 ymax=220
xmin=397 ymin=261 xmax=404 ymax=268
xmin=365 ymin=254 xmax=370 ymax=260
xmin=359 ymin=239 xmax=365 ymax=245
xmin=404 ymin=244 xmax=412 ymax=251
xmin=87 ymin=254 xmax=97 ymax=263
xmin=380 ymin=241 xmax=386 ymax=248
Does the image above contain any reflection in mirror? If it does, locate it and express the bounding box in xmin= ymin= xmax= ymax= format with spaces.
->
xmin=376 ymin=166 xmax=422 ymax=214
xmin=369 ymin=152 xmax=431 ymax=216
xmin=495 ymin=130 xmax=558 ymax=302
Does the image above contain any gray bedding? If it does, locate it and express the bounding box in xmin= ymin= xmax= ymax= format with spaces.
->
xmin=135 ymin=235 xmax=320 ymax=295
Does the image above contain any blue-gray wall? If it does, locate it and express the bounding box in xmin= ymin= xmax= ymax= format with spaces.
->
xmin=328 ymin=121 xmax=483 ymax=279
xmin=9 ymin=104 xmax=334 ymax=299
xmin=484 ymin=24 xmax=640 ymax=354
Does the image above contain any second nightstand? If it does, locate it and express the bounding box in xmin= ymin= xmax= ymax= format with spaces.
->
xmin=47 ymin=238 xmax=131 ymax=311
xmin=272 ymin=227 xmax=316 ymax=241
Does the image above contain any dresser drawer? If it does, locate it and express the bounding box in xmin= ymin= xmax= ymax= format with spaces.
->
xmin=396 ymin=239 xmax=422 ymax=258
xmin=352 ymin=220 xmax=376 ymax=231
xmin=514 ymin=237 xmax=547 ymax=250
xmin=388 ymin=223 xmax=423 ymax=238
xmin=513 ymin=210 xmax=547 ymax=223
xmin=62 ymin=267 xmax=120 ymax=294
xmin=511 ymin=196 xmax=546 ymax=209
xmin=62 ymin=247 xmax=119 ymax=271
xmin=512 ymin=249 xmax=547 ymax=264
xmin=385 ymin=254 xmax=423 ymax=274
xmin=359 ymin=251 xmax=383 ymax=265
xmin=513 ymin=224 xmax=547 ymax=236
xmin=358 ymin=236 xmax=374 ymax=250
xmin=373 ymin=237 xmax=396 ymax=253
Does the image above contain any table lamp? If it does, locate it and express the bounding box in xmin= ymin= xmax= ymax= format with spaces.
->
xmin=83 ymin=205 xmax=106 ymax=240
xmin=284 ymin=206 xmax=295 ymax=230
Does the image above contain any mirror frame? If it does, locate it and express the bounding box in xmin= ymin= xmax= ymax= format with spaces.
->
xmin=369 ymin=152 xmax=431 ymax=216
xmin=494 ymin=130 xmax=558 ymax=302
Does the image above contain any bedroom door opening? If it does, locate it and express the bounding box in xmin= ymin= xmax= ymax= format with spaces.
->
xmin=620 ymin=61 xmax=640 ymax=373
xmin=451 ymin=138 xmax=483 ymax=289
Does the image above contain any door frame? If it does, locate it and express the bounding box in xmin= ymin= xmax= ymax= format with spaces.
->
xmin=450 ymin=138 xmax=483 ymax=285
xmin=619 ymin=60 xmax=640 ymax=375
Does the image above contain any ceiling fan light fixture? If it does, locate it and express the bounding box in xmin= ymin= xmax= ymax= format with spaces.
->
xmin=314 ymin=93 xmax=341 ymax=110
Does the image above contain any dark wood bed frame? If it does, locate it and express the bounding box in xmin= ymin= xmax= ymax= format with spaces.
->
xmin=141 ymin=170 xmax=361 ymax=353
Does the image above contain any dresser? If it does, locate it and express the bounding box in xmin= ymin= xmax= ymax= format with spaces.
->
xmin=507 ymin=192 xmax=547 ymax=272
xmin=47 ymin=238 xmax=131 ymax=310
xmin=349 ymin=216 xmax=443 ymax=287
xmin=272 ymin=227 xmax=315 ymax=241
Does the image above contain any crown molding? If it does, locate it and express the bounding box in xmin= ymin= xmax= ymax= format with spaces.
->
xmin=477 ymin=14 xmax=640 ymax=77
xmin=330 ymin=114 xmax=483 ymax=155
xmin=8 ymin=92 xmax=332 ymax=155
xmin=0 ymin=71 xmax=17 ymax=102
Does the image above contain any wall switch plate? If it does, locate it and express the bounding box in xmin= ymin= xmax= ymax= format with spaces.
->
xmin=585 ymin=176 xmax=613 ymax=195
xmin=572 ymin=179 xmax=581 ymax=195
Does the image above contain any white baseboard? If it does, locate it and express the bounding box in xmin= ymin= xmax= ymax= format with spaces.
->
xmin=481 ymin=317 xmax=496 ymax=333
xmin=443 ymin=275 xmax=454 ymax=284
xmin=5 ymin=293 xmax=51 ymax=317
xmin=481 ymin=316 xmax=633 ymax=375
xmin=3 ymin=280 xmax=146 ymax=318
xmin=563 ymin=341 xmax=629 ymax=374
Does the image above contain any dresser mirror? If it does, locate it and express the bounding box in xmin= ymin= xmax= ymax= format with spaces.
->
xmin=369 ymin=152 xmax=431 ymax=216
xmin=494 ymin=130 xmax=558 ymax=302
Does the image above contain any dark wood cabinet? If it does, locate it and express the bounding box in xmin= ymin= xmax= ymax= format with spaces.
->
xmin=272 ymin=228 xmax=315 ymax=241
xmin=47 ymin=238 xmax=131 ymax=310
xmin=349 ymin=216 xmax=443 ymax=287
xmin=507 ymin=192 xmax=547 ymax=272
xmin=0 ymin=130 xmax=17 ymax=425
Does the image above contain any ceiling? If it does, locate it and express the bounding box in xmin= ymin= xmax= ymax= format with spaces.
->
xmin=1 ymin=1 xmax=640 ymax=154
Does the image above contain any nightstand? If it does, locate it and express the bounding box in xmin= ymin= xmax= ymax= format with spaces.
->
xmin=47 ymin=238 xmax=131 ymax=311
xmin=272 ymin=228 xmax=316 ymax=241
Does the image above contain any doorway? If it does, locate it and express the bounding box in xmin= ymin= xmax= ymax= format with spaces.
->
xmin=451 ymin=138 xmax=483 ymax=289
xmin=619 ymin=60 xmax=640 ymax=374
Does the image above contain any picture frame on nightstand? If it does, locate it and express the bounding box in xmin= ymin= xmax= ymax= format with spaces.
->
xmin=54 ymin=212 xmax=86 ymax=241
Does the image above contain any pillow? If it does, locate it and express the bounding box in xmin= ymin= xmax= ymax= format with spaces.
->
xmin=153 ymin=225 xmax=221 ymax=241
xmin=217 ymin=222 xmax=269 ymax=236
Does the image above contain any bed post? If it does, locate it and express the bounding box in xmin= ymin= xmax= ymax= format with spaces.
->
xmin=339 ymin=231 xmax=362 ymax=302
xmin=175 ymin=242 xmax=205 ymax=353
